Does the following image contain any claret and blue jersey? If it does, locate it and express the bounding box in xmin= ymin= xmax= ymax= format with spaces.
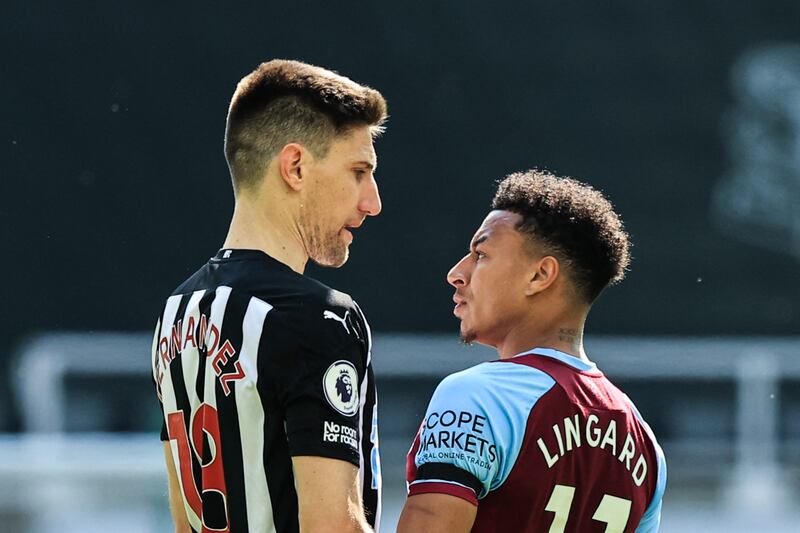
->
xmin=406 ymin=348 xmax=666 ymax=532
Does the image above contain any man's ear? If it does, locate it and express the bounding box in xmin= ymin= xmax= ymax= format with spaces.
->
xmin=525 ymin=255 xmax=560 ymax=296
xmin=277 ymin=143 xmax=307 ymax=191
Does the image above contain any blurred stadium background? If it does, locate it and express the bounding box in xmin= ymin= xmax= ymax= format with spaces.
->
xmin=2 ymin=1 xmax=799 ymax=531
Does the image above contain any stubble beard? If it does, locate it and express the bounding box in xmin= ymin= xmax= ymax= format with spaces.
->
xmin=302 ymin=212 xmax=349 ymax=268
xmin=460 ymin=323 xmax=477 ymax=345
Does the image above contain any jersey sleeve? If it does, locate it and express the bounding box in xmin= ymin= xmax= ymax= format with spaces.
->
xmin=407 ymin=362 xmax=556 ymax=505
xmin=635 ymin=436 xmax=667 ymax=532
xmin=269 ymin=302 xmax=369 ymax=466
xmin=625 ymin=395 xmax=667 ymax=533
xmin=407 ymin=369 xmax=502 ymax=504
xmin=150 ymin=316 xmax=169 ymax=441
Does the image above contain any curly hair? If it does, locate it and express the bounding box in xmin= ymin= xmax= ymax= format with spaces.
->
xmin=224 ymin=59 xmax=388 ymax=190
xmin=491 ymin=170 xmax=631 ymax=303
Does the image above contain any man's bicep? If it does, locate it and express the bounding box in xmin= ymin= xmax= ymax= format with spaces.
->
xmin=278 ymin=339 xmax=365 ymax=465
xmin=292 ymin=456 xmax=371 ymax=532
xmin=397 ymin=493 xmax=477 ymax=533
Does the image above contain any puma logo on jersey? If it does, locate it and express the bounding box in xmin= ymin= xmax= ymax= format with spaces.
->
xmin=323 ymin=310 xmax=350 ymax=333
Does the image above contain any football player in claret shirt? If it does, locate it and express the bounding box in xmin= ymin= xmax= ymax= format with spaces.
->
xmin=398 ymin=170 xmax=666 ymax=533
xmin=152 ymin=60 xmax=387 ymax=533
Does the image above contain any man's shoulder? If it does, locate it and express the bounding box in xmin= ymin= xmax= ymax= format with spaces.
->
xmin=433 ymin=360 xmax=557 ymax=410
xmin=167 ymin=255 xmax=356 ymax=314
xmin=160 ymin=252 xmax=367 ymax=353
xmin=440 ymin=359 xmax=556 ymax=392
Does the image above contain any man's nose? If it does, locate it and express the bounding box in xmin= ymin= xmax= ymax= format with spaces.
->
xmin=447 ymin=255 xmax=469 ymax=287
xmin=359 ymin=177 xmax=382 ymax=216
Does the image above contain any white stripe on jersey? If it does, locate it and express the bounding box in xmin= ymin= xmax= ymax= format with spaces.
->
xmin=180 ymin=290 xmax=207 ymax=413
xmin=236 ymin=296 xmax=275 ymax=533
xmin=158 ymin=294 xmax=203 ymax=531
xmin=202 ymin=286 xmax=232 ymax=412
xmin=194 ymin=286 xmax=231 ymax=531
xmin=151 ymin=317 xmax=162 ymax=399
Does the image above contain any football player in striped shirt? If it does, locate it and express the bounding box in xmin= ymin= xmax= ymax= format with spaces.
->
xmin=152 ymin=60 xmax=387 ymax=533
xmin=399 ymin=170 xmax=666 ymax=532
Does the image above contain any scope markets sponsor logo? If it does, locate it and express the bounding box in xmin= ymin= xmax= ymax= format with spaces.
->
xmin=323 ymin=421 xmax=358 ymax=449
xmin=418 ymin=410 xmax=497 ymax=467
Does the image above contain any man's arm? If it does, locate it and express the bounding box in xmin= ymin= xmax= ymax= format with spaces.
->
xmin=163 ymin=442 xmax=193 ymax=533
xmin=292 ymin=456 xmax=373 ymax=533
xmin=397 ymin=493 xmax=477 ymax=533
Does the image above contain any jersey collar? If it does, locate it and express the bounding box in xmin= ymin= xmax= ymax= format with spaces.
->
xmin=514 ymin=347 xmax=599 ymax=373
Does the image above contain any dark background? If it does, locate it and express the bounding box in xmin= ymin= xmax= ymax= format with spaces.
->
xmin=3 ymin=0 xmax=799 ymax=350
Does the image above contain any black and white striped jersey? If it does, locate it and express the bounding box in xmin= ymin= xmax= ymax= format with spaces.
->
xmin=151 ymin=249 xmax=381 ymax=533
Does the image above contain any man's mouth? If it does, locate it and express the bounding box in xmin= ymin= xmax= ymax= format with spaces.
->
xmin=453 ymin=295 xmax=467 ymax=316
xmin=341 ymin=227 xmax=354 ymax=243
xmin=343 ymin=221 xmax=363 ymax=236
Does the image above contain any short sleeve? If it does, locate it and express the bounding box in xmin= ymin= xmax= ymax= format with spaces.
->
xmin=627 ymin=395 xmax=668 ymax=533
xmin=270 ymin=303 xmax=369 ymax=466
xmin=408 ymin=369 xmax=500 ymax=504
xmin=150 ymin=317 xmax=169 ymax=441
xmin=407 ymin=362 xmax=556 ymax=505
xmin=158 ymin=404 xmax=168 ymax=441
xmin=635 ymin=434 xmax=667 ymax=532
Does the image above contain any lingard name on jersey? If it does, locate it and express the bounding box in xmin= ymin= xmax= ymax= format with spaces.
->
xmin=537 ymin=413 xmax=649 ymax=486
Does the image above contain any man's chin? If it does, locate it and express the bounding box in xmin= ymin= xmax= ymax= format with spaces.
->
xmin=460 ymin=326 xmax=477 ymax=345
xmin=311 ymin=245 xmax=350 ymax=268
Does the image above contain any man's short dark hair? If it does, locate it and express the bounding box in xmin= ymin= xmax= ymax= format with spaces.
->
xmin=491 ymin=170 xmax=631 ymax=303
xmin=224 ymin=59 xmax=388 ymax=190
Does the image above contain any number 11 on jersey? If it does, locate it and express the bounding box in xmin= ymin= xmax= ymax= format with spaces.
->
xmin=545 ymin=484 xmax=632 ymax=533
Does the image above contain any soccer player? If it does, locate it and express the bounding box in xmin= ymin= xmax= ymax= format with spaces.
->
xmin=398 ymin=170 xmax=666 ymax=532
xmin=151 ymin=60 xmax=387 ymax=533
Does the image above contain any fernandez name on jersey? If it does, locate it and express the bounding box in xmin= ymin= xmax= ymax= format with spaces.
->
xmin=152 ymin=249 xmax=381 ymax=533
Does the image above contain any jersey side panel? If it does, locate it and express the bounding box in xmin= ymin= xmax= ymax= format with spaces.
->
xmin=353 ymin=301 xmax=381 ymax=527
xmin=255 ymin=311 xmax=299 ymax=533
xmin=234 ymin=297 xmax=275 ymax=533
xmin=211 ymin=288 xmax=250 ymax=532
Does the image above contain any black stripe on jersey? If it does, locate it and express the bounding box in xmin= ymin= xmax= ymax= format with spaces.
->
xmin=264 ymin=413 xmax=298 ymax=533
xmin=193 ymin=286 xmax=216 ymax=504
xmin=259 ymin=313 xmax=298 ymax=533
xmin=190 ymin=290 xmax=217 ymax=512
xmin=164 ymin=293 xmax=192 ymax=419
xmin=168 ymin=294 xmax=204 ymax=497
xmin=194 ymin=291 xmax=217 ymax=408
xmin=215 ymin=291 xmax=249 ymax=533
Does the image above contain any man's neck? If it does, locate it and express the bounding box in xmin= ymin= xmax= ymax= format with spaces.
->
xmin=495 ymin=313 xmax=589 ymax=363
xmin=222 ymin=200 xmax=308 ymax=274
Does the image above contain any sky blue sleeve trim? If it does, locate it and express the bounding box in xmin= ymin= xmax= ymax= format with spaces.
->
xmin=627 ymin=398 xmax=667 ymax=533
xmin=414 ymin=362 xmax=556 ymax=499
xmin=634 ymin=450 xmax=666 ymax=532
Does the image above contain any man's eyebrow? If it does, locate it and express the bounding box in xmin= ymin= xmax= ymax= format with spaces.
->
xmin=470 ymin=234 xmax=489 ymax=250
xmin=353 ymin=160 xmax=376 ymax=171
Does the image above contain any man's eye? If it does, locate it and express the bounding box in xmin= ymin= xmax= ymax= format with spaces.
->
xmin=475 ymin=250 xmax=486 ymax=260
xmin=354 ymin=170 xmax=366 ymax=181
